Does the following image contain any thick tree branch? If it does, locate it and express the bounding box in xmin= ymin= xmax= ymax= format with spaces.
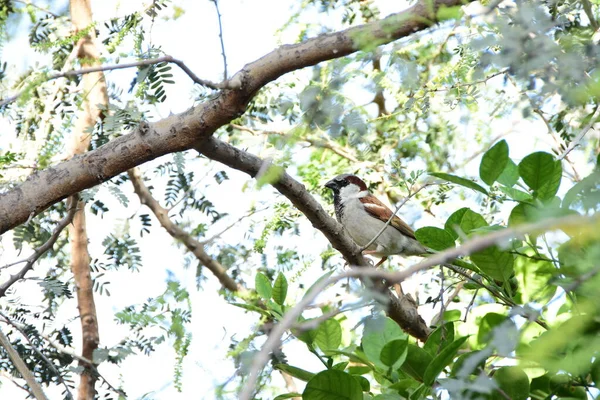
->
xmin=0 ymin=0 xmax=474 ymax=236
xmin=195 ymin=136 xmax=432 ymax=340
xmin=128 ymin=168 xmax=242 ymax=292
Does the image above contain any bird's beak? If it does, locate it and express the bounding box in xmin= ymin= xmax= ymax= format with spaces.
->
xmin=324 ymin=179 xmax=336 ymax=190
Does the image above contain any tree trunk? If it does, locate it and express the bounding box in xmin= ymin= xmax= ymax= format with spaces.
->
xmin=68 ymin=0 xmax=108 ymax=399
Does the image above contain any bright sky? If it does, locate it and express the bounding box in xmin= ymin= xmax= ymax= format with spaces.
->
xmin=1 ymin=1 xmax=598 ymax=399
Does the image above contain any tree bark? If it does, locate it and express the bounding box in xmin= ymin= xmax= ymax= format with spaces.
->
xmin=68 ymin=0 xmax=108 ymax=398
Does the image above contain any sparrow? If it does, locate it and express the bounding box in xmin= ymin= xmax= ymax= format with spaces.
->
xmin=325 ymin=174 xmax=427 ymax=267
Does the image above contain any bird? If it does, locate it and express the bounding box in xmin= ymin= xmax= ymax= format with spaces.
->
xmin=324 ymin=173 xmax=427 ymax=267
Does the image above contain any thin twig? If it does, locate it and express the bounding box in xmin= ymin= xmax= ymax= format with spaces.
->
xmin=0 ymin=327 xmax=49 ymax=400
xmin=200 ymin=206 xmax=269 ymax=245
xmin=238 ymin=212 xmax=595 ymax=400
xmin=211 ymin=0 xmax=228 ymax=79
xmin=0 ymin=55 xmax=224 ymax=108
xmin=463 ymin=289 xmax=478 ymax=323
xmin=0 ymin=198 xmax=78 ymax=297
xmin=558 ymin=105 xmax=600 ymax=161
xmin=0 ymin=312 xmax=74 ymax=399
xmin=13 ymin=0 xmax=59 ymax=17
xmin=360 ymin=183 xmax=432 ymax=252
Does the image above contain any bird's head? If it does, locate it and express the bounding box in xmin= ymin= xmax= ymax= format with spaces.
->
xmin=325 ymin=174 xmax=368 ymax=197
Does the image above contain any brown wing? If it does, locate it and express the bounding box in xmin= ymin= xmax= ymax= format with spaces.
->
xmin=359 ymin=195 xmax=417 ymax=240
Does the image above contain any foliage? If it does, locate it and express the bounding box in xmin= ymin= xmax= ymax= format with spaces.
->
xmin=0 ymin=0 xmax=599 ymax=399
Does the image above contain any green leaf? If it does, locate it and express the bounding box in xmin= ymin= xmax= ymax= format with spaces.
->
xmin=444 ymin=208 xmax=469 ymax=240
xmin=362 ymin=317 xmax=407 ymax=369
xmin=256 ymin=164 xmax=284 ymax=188
xmin=274 ymin=393 xmax=303 ymax=400
xmin=353 ymin=375 xmax=370 ymax=392
xmin=229 ymin=302 xmax=271 ymax=317
xmin=562 ymin=169 xmax=600 ymax=210
xmin=536 ymin=160 xmax=562 ymax=200
xmin=492 ymin=366 xmax=530 ymax=400
xmin=400 ymin=344 xmax=433 ymax=381
xmin=415 ymin=227 xmax=455 ymax=251
xmin=373 ymin=394 xmax=403 ymax=400
xmin=272 ymin=272 xmax=288 ymax=305
xmin=315 ymin=319 xmax=342 ymax=351
xmin=498 ymin=185 xmax=533 ymax=202
xmin=459 ymin=209 xmax=488 ymax=236
xmin=380 ymin=338 xmax=408 ymax=367
xmin=436 ymin=5 xmax=463 ymax=21
xmin=508 ymin=203 xmax=537 ymax=226
xmin=423 ymin=336 xmax=468 ymax=386
xmin=255 ymin=273 xmax=272 ymax=300
xmin=497 ymin=159 xmax=520 ymax=187
xmin=477 ymin=313 xmax=506 ymax=346
xmin=303 ymin=369 xmax=363 ymax=400
xmin=430 ymin=172 xmax=488 ymax=195
xmin=423 ymin=322 xmax=455 ymax=356
xmin=274 ymin=364 xmax=315 ymax=382
xmin=480 ymin=140 xmax=509 ymax=185
xmin=518 ymin=152 xmax=562 ymax=199
xmin=471 ymin=246 xmax=514 ymax=282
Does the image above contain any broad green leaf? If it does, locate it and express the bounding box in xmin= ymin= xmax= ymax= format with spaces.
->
xmin=430 ymin=172 xmax=488 ymax=195
xmin=303 ymin=369 xmax=363 ymax=400
xmin=274 ymin=364 xmax=315 ymax=382
xmin=362 ymin=317 xmax=407 ymax=369
xmin=508 ymin=203 xmax=537 ymax=226
xmin=515 ymin=256 xmax=557 ymax=303
xmin=480 ymin=139 xmax=509 ymax=185
xmin=444 ymin=208 xmax=469 ymax=240
xmin=492 ymin=366 xmax=530 ymax=400
xmin=436 ymin=5 xmax=463 ymax=21
xmin=315 ymin=319 xmax=342 ymax=351
xmin=518 ymin=152 xmax=562 ymax=199
xmin=498 ymin=185 xmax=532 ymax=202
xmin=353 ymin=375 xmax=370 ymax=392
xmin=400 ymin=344 xmax=433 ymax=381
xmin=497 ymin=158 xmax=519 ymax=187
xmin=332 ymin=362 xmax=348 ymax=371
xmin=423 ymin=336 xmax=468 ymax=386
xmin=388 ymin=379 xmax=421 ymax=398
xmin=536 ymin=160 xmax=562 ymax=200
xmin=256 ymin=164 xmax=284 ymax=188
xmin=380 ymin=338 xmax=408 ymax=367
xmin=562 ymin=169 xmax=600 ymax=210
xmin=423 ymin=322 xmax=455 ymax=356
xmin=471 ymin=246 xmax=514 ymax=282
xmin=272 ymin=272 xmax=288 ymax=305
xmin=477 ymin=313 xmax=507 ymax=346
xmin=459 ymin=209 xmax=488 ymax=236
xmin=373 ymin=395 xmax=402 ymax=400
xmin=274 ymin=393 xmax=303 ymax=400
xmin=415 ymin=227 xmax=455 ymax=251
xmin=347 ymin=366 xmax=370 ymax=375
xmin=255 ymin=272 xmax=272 ymax=300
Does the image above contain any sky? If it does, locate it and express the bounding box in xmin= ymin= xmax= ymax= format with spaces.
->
xmin=0 ymin=0 xmax=598 ymax=399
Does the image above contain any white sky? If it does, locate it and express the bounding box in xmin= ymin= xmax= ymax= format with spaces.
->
xmin=0 ymin=0 xmax=598 ymax=399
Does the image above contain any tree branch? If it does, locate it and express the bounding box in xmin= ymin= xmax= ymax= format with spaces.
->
xmin=0 ymin=198 xmax=77 ymax=298
xmin=0 ymin=0 xmax=474 ymax=236
xmin=0 ymin=55 xmax=222 ymax=107
xmin=195 ymin=136 xmax=432 ymax=340
xmin=128 ymin=168 xmax=242 ymax=292
xmin=237 ymin=212 xmax=598 ymax=400
xmin=211 ymin=0 xmax=228 ymax=79
xmin=0 ymin=312 xmax=74 ymax=399
xmin=0 ymin=327 xmax=49 ymax=400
